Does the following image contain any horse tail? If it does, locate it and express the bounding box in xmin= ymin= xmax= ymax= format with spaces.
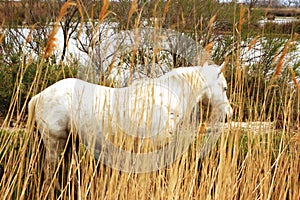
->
xmin=27 ymin=95 xmax=38 ymax=132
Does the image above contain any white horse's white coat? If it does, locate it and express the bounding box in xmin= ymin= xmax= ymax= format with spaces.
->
xmin=28 ymin=63 xmax=232 ymax=165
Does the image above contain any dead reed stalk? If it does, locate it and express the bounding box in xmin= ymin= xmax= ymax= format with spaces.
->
xmin=44 ymin=1 xmax=76 ymax=58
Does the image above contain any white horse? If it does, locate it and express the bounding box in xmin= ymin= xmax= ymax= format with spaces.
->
xmin=28 ymin=62 xmax=232 ymax=173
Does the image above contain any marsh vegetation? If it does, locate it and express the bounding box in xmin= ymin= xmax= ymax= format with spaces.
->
xmin=0 ymin=0 xmax=299 ymax=199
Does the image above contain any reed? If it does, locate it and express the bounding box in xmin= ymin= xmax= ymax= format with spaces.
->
xmin=44 ymin=1 xmax=77 ymax=58
xmin=0 ymin=1 xmax=299 ymax=200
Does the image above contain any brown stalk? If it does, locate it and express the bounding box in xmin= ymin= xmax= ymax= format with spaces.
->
xmin=44 ymin=1 xmax=76 ymax=58
xmin=99 ymin=0 xmax=109 ymax=23
xmin=247 ymin=7 xmax=251 ymax=38
xmin=222 ymin=55 xmax=229 ymax=73
xmin=25 ymin=23 xmax=39 ymax=44
xmin=76 ymin=0 xmax=84 ymax=39
xmin=238 ymin=4 xmax=245 ymax=34
xmin=0 ymin=19 xmax=6 ymax=44
xmin=273 ymin=33 xmax=298 ymax=78
xmin=272 ymin=39 xmax=290 ymax=79
xmin=128 ymin=0 xmax=138 ymax=22
xmin=291 ymin=33 xmax=299 ymax=49
xmin=208 ymin=14 xmax=217 ymax=29
xmin=181 ymin=12 xmax=186 ymax=27
xmin=44 ymin=29 xmax=59 ymax=59
xmin=93 ymin=0 xmax=110 ymax=35
xmin=204 ymin=42 xmax=214 ymax=54
xmin=162 ymin=0 xmax=171 ymax=20
xmin=247 ymin=35 xmax=260 ymax=52
xmin=58 ymin=1 xmax=76 ymax=22
xmin=199 ymin=15 xmax=203 ymax=33
xmin=91 ymin=3 xmax=95 ymax=21
xmin=292 ymin=32 xmax=298 ymax=41
xmin=290 ymin=68 xmax=299 ymax=89
xmin=206 ymin=14 xmax=217 ymax=44
xmin=89 ymin=0 xmax=111 ymax=64
xmin=0 ymin=31 xmax=5 ymax=45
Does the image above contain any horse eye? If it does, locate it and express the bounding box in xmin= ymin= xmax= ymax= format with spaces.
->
xmin=224 ymin=87 xmax=227 ymax=92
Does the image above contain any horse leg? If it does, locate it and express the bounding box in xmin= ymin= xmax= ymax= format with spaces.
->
xmin=43 ymin=129 xmax=81 ymax=199
xmin=40 ymin=126 xmax=69 ymax=198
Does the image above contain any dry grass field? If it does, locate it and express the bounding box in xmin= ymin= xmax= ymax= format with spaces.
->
xmin=0 ymin=1 xmax=299 ymax=200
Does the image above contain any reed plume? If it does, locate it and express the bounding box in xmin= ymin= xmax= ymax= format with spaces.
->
xmin=44 ymin=1 xmax=76 ymax=58
xmin=76 ymin=0 xmax=85 ymax=39
xmin=128 ymin=0 xmax=138 ymax=22
xmin=99 ymin=0 xmax=109 ymax=23
xmin=247 ymin=35 xmax=260 ymax=52
xmin=238 ymin=4 xmax=245 ymax=34
xmin=204 ymin=42 xmax=214 ymax=54
xmin=25 ymin=23 xmax=39 ymax=44
xmin=162 ymin=0 xmax=170 ymax=20
xmin=272 ymin=39 xmax=290 ymax=79
xmin=0 ymin=31 xmax=5 ymax=45
xmin=290 ymin=68 xmax=299 ymax=89
xmin=206 ymin=14 xmax=216 ymax=43
xmin=0 ymin=20 xmax=6 ymax=44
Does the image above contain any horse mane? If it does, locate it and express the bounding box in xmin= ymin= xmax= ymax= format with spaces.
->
xmin=130 ymin=66 xmax=204 ymax=86
xmin=129 ymin=63 xmax=221 ymax=97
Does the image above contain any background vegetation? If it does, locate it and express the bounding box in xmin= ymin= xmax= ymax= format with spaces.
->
xmin=0 ymin=0 xmax=299 ymax=199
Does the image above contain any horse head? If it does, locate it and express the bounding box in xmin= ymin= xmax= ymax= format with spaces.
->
xmin=200 ymin=62 xmax=233 ymax=119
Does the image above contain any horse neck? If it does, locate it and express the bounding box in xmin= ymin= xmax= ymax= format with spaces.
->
xmin=169 ymin=67 xmax=206 ymax=101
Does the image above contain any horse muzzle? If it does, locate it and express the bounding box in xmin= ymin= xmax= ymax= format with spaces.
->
xmin=225 ymin=104 xmax=233 ymax=118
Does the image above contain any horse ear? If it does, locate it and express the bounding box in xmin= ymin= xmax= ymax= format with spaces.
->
xmin=218 ymin=62 xmax=226 ymax=74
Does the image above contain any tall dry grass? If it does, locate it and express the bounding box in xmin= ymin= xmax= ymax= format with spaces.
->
xmin=0 ymin=1 xmax=299 ymax=200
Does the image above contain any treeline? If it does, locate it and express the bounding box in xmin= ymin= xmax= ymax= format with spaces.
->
xmin=0 ymin=0 xmax=256 ymax=29
xmin=259 ymin=8 xmax=300 ymax=17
